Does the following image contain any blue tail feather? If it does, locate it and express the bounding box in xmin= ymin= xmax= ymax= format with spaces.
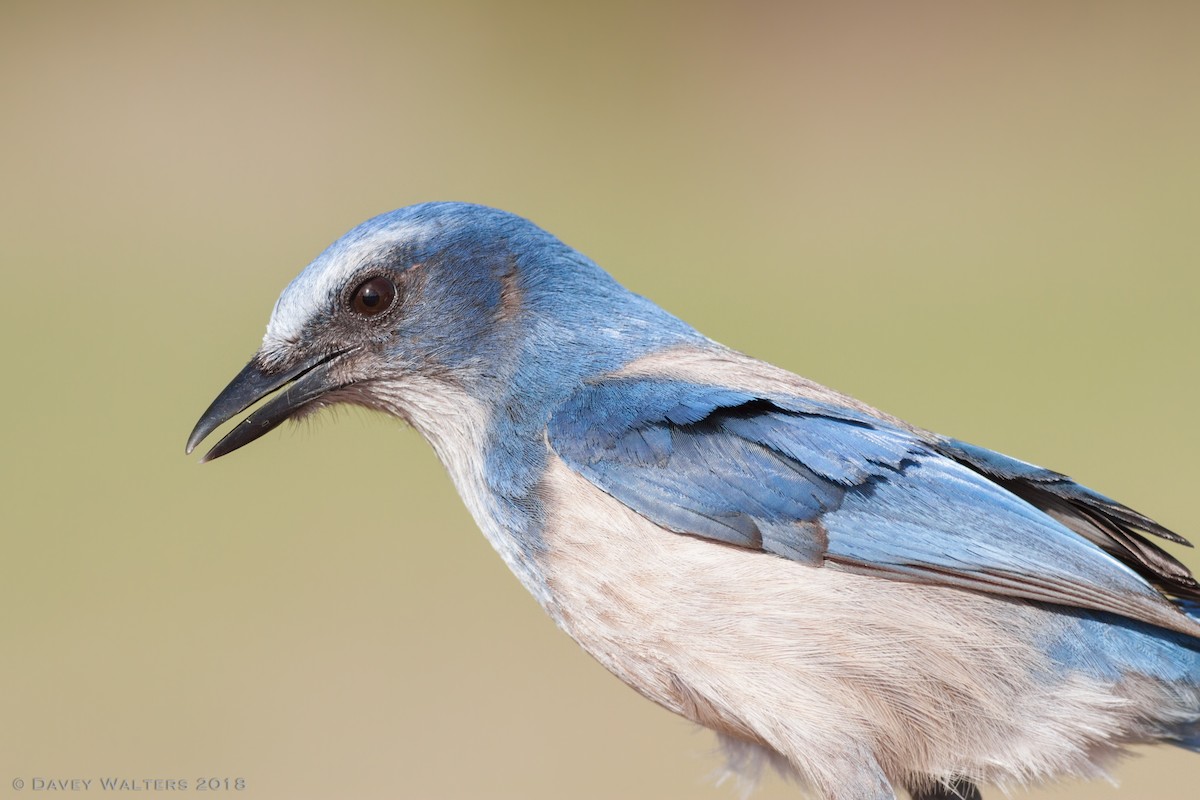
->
xmin=1041 ymin=605 xmax=1200 ymax=751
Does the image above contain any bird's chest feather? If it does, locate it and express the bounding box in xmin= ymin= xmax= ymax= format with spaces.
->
xmin=368 ymin=375 xmax=557 ymax=606
xmin=528 ymin=455 xmax=1176 ymax=790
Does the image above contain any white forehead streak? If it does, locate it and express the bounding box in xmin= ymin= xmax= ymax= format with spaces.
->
xmin=263 ymin=214 xmax=439 ymax=345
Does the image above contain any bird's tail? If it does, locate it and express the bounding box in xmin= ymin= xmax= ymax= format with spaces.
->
xmin=1178 ymin=599 xmax=1200 ymax=622
xmin=1065 ymin=603 xmax=1200 ymax=752
xmin=1165 ymin=600 xmax=1200 ymax=751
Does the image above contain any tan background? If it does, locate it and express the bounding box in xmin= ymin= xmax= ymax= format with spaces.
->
xmin=2 ymin=2 xmax=1198 ymax=798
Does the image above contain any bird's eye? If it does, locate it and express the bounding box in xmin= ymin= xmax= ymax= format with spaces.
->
xmin=350 ymin=276 xmax=397 ymax=317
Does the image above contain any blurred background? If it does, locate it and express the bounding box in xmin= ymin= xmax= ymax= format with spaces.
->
xmin=2 ymin=2 xmax=1198 ymax=798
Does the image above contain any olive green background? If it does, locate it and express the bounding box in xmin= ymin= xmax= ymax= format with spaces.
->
xmin=2 ymin=2 xmax=1198 ymax=798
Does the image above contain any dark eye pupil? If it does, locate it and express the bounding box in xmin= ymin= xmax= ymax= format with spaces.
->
xmin=351 ymin=277 xmax=396 ymax=316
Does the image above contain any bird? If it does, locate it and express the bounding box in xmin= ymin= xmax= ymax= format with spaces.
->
xmin=187 ymin=202 xmax=1200 ymax=800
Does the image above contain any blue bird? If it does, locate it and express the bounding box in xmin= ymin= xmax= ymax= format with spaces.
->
xmin=187 ymin=203 xmax=1200 ymax=800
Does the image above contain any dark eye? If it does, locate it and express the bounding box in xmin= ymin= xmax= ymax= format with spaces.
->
xmin=350 ymin=276 xmax=397 ymax=317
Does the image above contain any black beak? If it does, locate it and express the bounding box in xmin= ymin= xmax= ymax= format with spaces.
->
xmin=186 ymin=349 xmax=350 ymax=462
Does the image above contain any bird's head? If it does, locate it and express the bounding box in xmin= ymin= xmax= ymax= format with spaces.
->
xmin=186 ymin=202 xmax=698 ymax=462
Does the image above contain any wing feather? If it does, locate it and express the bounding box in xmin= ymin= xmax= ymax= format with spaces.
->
xmin=548 ymin=378 xmax=1199 ymax=635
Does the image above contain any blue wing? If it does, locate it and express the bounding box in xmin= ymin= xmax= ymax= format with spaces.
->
xmin=547 ymin=377 xmax=1199 ymax=634
xmin=934 ymin=438 xmax=1199 ymax=596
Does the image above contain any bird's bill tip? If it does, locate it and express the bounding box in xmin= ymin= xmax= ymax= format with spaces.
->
xmin=186 ymin=350 xmax=346 ymax=462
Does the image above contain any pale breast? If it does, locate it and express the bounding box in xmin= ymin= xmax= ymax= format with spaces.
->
xmin=535 ymin=454 xmax=1154 ymax=795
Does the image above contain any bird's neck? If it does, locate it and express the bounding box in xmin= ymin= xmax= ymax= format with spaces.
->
xmin=383 ymin=281 xmax=709 ymax=607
